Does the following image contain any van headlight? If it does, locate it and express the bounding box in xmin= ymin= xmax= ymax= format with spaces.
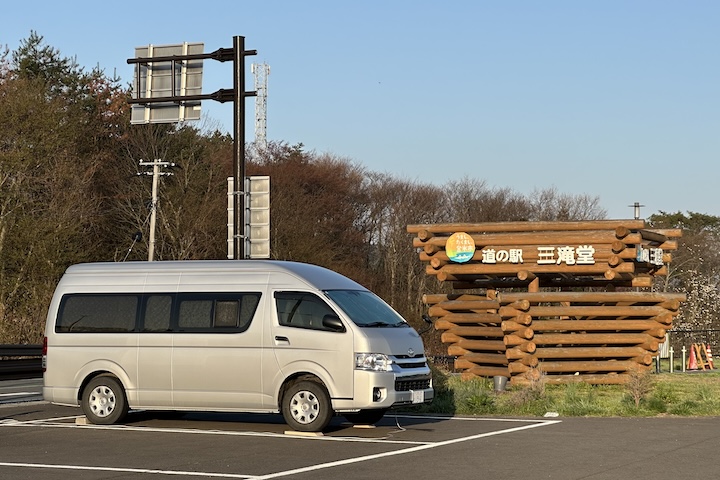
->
xmin=355 ymin=353 xmax=392 ymax=372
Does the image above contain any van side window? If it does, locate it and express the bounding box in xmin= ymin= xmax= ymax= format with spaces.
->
xmin=143 ymin=295 xmax=172 ymax=332
xmin=215 ymin=301 xmax=238 ymax=327
xmin=56 ymin=295 xmax=138 ymax=333
xmin=56 ymin=293 xmax=260 ymax=334
xmin=275 ymin=292 xmax=339 ymax=331
xmin=176 ymin=293 xmax=261 ymax=332
xmin=239 ymin=294 xmax=260 ymax=329
xmin=178 ymin=299 xmax=213 ymax=329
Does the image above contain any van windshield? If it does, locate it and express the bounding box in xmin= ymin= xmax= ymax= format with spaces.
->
xmin=324 ymin=290 xmax=408 ymax=328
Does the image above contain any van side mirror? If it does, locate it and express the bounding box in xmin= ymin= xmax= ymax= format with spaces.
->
xmin=418 ymin=314 xmax=434 ymax=335
xmin=322 ymin=314 xmax=345 ymax=332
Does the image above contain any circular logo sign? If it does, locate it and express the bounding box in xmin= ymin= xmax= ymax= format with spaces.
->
xmin=446 ymin=232 xmax=475 ymax=263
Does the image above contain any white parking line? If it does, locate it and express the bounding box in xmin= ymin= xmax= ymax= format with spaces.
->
xmin=2 ymin=415 xmax=430 ymax=445
xmin=255 ymin=418 xmax=561 ymax=479
xmin=0 ymin=462 xmax=254 ymax=478
xmin=0 ymin=414 xmax=561 ymax=478
xmin=0 ymin=415 xmax=82 ymax=424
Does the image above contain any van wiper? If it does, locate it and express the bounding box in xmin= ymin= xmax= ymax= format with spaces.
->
xmin=361 ymin=321 xmax=408 ymax=328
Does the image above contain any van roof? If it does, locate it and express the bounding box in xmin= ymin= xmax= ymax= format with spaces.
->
xmin=64 ymin=260 xmax=366 ymax=291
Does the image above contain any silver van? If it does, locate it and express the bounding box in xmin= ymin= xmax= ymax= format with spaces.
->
xmin=43 ymin=260 xmax=433 ymax=431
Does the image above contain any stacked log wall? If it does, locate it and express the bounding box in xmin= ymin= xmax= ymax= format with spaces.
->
xmin=424 ymin=291 xmax=683 ymax=385
xmin=409 ymin=220 xmax=686 ymax=385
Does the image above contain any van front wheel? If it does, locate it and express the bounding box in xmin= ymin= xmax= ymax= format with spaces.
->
xmin=81 ymin=375 xmax=128 ymax=425
xmin=282 ymin=380 xmax=333 ymax=432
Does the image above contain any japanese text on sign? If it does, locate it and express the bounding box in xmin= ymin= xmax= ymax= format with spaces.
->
xmin=636 ymin=246 xmax=664 ymax=266
xmin=480 ymin=245 xmax=597 ymax=265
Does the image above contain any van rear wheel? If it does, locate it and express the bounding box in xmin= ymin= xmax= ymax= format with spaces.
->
xmin=81 ymin=375 xmax=128 ymax=425
xmin=343 ymin=408 xmax=388 ymax=426
xmin=281 ymin=380 xmax=333 ymax=432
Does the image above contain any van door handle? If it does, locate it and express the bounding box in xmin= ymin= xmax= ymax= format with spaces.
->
xmin=274 ymin=336 xmax=289 ymax=345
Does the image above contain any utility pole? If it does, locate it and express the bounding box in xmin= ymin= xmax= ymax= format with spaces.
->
xmin=138 ymin=159 xmax=176 ymax=261
xmin=629 ymin=202 xmax=645 ymax=220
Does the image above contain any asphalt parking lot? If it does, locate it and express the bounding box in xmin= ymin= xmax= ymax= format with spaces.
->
xmin=1 ymin=379 xmax=720 ymax=479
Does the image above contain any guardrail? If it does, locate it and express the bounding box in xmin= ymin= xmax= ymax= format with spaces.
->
xmin=0 ymin=344 xmax=43 ymax=379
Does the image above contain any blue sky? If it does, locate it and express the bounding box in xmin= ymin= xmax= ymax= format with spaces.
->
xmin=4 ymin=1 xmax=719 ymax=220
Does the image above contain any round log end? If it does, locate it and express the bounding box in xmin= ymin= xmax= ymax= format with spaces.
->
xmin=417 ymin=229 xmax=433 ymax=241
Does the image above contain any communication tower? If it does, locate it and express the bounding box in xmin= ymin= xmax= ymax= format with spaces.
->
xmin=252 ymin=63 xmax=270 ymax=150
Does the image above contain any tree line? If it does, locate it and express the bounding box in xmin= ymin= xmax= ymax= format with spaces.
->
xmin=1 ymin=33 xmax=716 ymax=352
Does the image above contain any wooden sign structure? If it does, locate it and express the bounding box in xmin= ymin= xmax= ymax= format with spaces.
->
xmin=408 ymin=220 xmax=686 ymax=385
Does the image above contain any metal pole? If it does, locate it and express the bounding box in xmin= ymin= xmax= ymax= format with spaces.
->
xmin=148 ymin=159 xmax=160 ymax=261
xmin=233 ymin=36 xmax=246 ymax=260
xmin=682 ymin=345 xmax=686 ymax=373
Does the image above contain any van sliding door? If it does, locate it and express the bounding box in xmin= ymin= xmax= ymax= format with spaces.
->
xmin=171 ymin=293 xmax=264 ymax=410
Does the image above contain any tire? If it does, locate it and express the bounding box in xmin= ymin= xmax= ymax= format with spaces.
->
xmin=281 ymin=380 xmax=333 ymax=432
xmin=81 ymin=375 xmax=128 ymax=425
xmin=343 ymin=409 xmax=388 ymax=426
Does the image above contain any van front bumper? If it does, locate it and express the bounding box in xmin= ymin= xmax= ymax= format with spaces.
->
xmin=333 ymin=370 xmax=433 ymax=411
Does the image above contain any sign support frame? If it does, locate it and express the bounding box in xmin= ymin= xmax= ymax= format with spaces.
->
xmin=128 ymin=36 xmax=257 ymax=260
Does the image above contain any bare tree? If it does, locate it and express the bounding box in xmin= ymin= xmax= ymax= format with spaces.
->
xmin=249 ymin=143 xmax=370 ymax=281
xmin=359 ymin=173 xmax=448 ymax=354
xmin=528 ymin=186 xmax=607 ymax=221
xmin=442 ymin=177 xmax=533 ymax=222
xmin=115 ymin=124 xmax=232 ymax=261
xmin=648 ymin=211 xmax=720 ymax=330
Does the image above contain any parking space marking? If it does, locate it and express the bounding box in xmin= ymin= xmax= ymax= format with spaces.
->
xmin=255 ymin=418 xmax=561 ymax=479
xmin=1 ymin=414 xmax=561 ymax=478
xmin=2 ymin=414 xmax=431 ymax=445
xmin=0 ymin=462 xmax=254 ymax=478
xmin=1 ymin=414 xmax=82 ymax=424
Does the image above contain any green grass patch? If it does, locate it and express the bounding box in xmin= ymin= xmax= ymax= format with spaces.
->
xmin=408 ymin=367 xmax=720 ymax=417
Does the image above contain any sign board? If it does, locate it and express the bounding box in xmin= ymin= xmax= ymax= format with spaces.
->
xmin=227 ymin=176 xmax=270 ymax=259
xmin=131 ymin=42 xmax=204 ymax=124
xmin=446 ymin=232 xmax=475 ymax=263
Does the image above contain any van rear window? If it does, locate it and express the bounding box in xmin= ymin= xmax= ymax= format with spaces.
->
xmin=57 ymin=295 xmax=138 ymax=333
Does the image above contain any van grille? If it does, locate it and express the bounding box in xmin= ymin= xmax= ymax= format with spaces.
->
xmin=398 ymin=361 xmax=426 ymax=369
xmin=395 ymin=378 xmax=431 ymax=391
xmin=392 ymin=355 xmax=428 ymax=370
